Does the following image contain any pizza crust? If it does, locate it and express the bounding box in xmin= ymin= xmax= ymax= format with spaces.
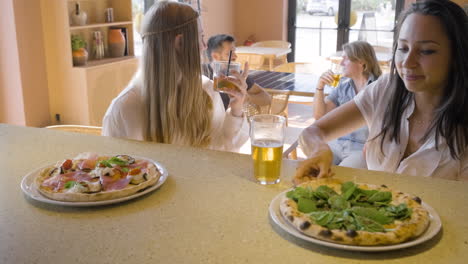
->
xmin=280 ymin=178 xmax=430 ymax=246
xmin=35 ymin=158 xmax=161 ymax=202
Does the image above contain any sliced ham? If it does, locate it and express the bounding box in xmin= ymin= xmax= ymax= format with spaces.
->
xmin=101 ymin=176 xmax=131 ymax=191
xmin=78 ymin=159 xmax=97 ymax=171
xmin=42 ymin=171 xmax=94 ymax=191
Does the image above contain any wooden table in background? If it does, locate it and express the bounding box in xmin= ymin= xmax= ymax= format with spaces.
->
xmin=236 ymin=46 xmax=292 ymax=70
xmin=248 ymin=70 xmax=332 ymax=97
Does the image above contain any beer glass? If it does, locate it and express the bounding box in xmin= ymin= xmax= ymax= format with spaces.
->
xmin=330 ymin=63 xmax=342 ymax=87
xmin=212 ymin=61 xmax=241 ymax=93
xmin=250 ymin=114 xmax=286 ymax=185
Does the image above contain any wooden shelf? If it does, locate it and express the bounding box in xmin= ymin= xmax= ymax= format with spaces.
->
xmin=70 ymin=21 xmax=133 ymax=30
xmin=73 ymin=56 xmax=137 ymax=69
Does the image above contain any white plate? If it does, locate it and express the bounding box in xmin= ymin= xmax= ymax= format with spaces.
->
xmin=269 ymin=189 xmax=442 ymax=252
xmin=20 ymin=158 xmax=168 ymax=207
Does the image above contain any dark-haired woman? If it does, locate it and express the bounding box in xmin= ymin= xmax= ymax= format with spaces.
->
xmin=294 ymin=0 xmax=468 ymax=182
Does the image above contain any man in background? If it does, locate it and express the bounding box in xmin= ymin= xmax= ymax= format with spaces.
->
xmin=205 ymin=34 xmax=271 ymax=110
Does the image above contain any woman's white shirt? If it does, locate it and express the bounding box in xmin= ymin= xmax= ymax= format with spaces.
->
xmin=354 ymin=74 xmax=468 ymax=180
xmin=102 ymin=74 xmax=249 ymax=152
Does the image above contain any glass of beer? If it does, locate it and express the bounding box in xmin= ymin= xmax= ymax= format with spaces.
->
xmin=249 ymin=114 xmax=286 ymax=185
xmin=212 ymin=61 xmax=241 ymax=93
xmin=330 ymin=63 xmax=342 ymax=87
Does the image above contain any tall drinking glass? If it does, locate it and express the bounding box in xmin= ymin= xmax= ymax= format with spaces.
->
xmin=250 ymin=114 xmax=286 ymax=185
xmin=330 ymin=63 xmax=342 ymax=87
xmin=212 ymin=61 xmax=241 ymax=93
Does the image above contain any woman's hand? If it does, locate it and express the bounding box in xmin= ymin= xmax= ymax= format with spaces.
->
xmin=317 ymin=70 xmax=335 ymax=90
xmin=223 ymin=62 xmax=250 ymax=117
xmin=293 ymin=147 xmax=334 ymax=185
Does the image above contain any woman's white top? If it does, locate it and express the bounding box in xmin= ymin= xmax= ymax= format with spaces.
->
xmin=102 ymin=74 xmax=249 ymax=152
xmin=354 ymin=74 xmax=468 ymax=180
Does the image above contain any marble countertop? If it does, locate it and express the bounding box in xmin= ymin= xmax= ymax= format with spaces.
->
xmin=1 ymin=124 xmax=467 ymax=264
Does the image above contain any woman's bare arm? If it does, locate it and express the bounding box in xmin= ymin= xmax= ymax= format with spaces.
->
xmin=294 ymin=100 xmax=366 ymax=183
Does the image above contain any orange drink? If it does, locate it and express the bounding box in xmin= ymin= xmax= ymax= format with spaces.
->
xmin=212 ymin=61 xmax=241 ymax=93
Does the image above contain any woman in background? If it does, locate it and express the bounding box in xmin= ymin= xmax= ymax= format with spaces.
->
xmin=103 ymin=1 xmax=249 ymax=152
xmin=312 ymin=41 xmax=381 ymax=168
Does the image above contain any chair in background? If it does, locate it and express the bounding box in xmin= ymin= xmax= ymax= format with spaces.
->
xmin=372 ymin=45 xmax=392 ymax=73
xmin=243 ymin=90 xmax=290 ymax=126
xmin=45 ymin=125 xmax=102 ymax=136
xmin=251 ymin=40 xmax=291 ymax=69
xmin=236 ymin=53 xmax=267 ymax=71
xmin=251 ymin=40 xmax=291 ymax=49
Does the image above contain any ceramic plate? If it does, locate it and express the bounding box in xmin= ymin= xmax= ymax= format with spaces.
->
xmin=20 ymin=157 xmax=168 ymax=207
xmin=269 ymin=189 xmax=442 ymax=252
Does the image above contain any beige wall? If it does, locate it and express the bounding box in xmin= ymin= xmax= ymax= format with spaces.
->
xmin=234 ymin=0 xmax=288 ymax=45
xmin=0 ymin=0 xmax=50 ymax=127
xmin=0 ymin=0 xmax=25 ymax=125
xmin=201 ymin=0 xmax=235 ymax=38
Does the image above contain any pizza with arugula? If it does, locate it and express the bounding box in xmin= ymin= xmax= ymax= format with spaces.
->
xmin=280 ymin=178 xmax=430 ymax=246
xmin=35 ymin=153 xmax=161 ymax=202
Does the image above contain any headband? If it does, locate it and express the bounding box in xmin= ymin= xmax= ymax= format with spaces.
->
xmin=141 ymin=15 xmax=199 ymax=39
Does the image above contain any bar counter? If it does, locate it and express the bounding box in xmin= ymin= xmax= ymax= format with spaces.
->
xmin=1 ymin=124 xmax=467 ymax=263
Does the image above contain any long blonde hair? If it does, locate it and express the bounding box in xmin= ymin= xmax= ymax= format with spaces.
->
xmin=140 ymin=1 xmax=212 ymax=147
xmin=343 ymin=41 xmax=382 ymax=78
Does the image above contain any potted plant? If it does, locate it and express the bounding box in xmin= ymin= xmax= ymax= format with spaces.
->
xmin=71 ymin=35 xmax=88 ymax=66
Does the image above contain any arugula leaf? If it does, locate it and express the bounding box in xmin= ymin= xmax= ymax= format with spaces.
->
xmin=328 ymin=195 xmax=350 ymax=211
xmin=354 ymin=215 xmax=385 ymax=232
xmin=310 ymin=211 xmax=335 ymax=226
xmin=359 ymin=189 xmax=379 ymax=197
xmin=314 ymin=185 xmax=338 ymax=200
xmin=108 ymin=157 xmax=128 ymax=166
xmin=368 ymin=191 xmax=392 ymax=203
xmin=350 ymin=207 xmax=393 ymax=225
xmin=286 ymin=187 xmax=314 ymax=202
xmin=64 ymin=181 xmax=76 ymax=189
xmin=341 ymin=182 xmax=357 ymax=200
xmin=298 ymin=197 xmax=317 ymax=213
xmin=384 ymin=204 xmax=413 ymax=220
xmin=98 ymin=160 xmax=112 ymax=168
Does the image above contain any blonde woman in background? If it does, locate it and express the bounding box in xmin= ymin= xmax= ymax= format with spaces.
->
xmin=312 ymin=41 xmax=382 ymax=168
xmin=103 ymin=1 xmax=249 ymax=151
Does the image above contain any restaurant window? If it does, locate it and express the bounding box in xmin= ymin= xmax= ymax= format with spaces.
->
xmin=289 ymin=0 xmax=404 ymax=62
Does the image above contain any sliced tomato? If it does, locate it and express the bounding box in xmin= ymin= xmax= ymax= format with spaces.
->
xmin=62 ymin=159 xmax=73 ymax=170
xmin=128 ymin=168 xmax=141 ymax=176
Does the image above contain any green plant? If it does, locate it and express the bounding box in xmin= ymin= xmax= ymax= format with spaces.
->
xmin=71 ymin=35 xmax=86 ymax=51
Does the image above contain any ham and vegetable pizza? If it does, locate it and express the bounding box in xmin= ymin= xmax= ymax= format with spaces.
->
xmin=280 ymin=178 xmax=430 ymax=246
xmin=35 ymin=153 xmax=161 ymax=202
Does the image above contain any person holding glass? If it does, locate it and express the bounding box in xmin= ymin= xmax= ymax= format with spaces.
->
xmin=312 ymin=41 xmax=382 ymax=168
xmin=294 ymin=0 xmax=468 ymax=183
xmin=102 ymin=1 xmax=249 ymax=152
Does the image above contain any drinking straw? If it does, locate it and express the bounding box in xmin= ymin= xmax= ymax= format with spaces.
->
xmin=226 ymin=50 xmax=233 ymax=76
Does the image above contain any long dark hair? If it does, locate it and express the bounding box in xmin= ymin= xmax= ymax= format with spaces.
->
xmin=377 ymin=0 xmax=468 ymax=159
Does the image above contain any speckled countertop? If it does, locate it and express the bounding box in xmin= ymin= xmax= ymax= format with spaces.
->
xmin=1 ymin=124 xmax=467 ymax=264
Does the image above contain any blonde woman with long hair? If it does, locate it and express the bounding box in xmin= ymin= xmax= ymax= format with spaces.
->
xmin=103 ymin=1 xmax=249 ymax=151
xmin=312 ymin=41 xmax=382 ymax=168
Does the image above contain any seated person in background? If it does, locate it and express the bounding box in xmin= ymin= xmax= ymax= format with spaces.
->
xmin=312 ymin=41 xmax=382 ymax=168
xmin=205 ymin=34 xmax=271 ymax=110
xmin=294 ymin=0 xmax=468 ymax=183
xmin=102 ymin=1 xmax=249 ymax=152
